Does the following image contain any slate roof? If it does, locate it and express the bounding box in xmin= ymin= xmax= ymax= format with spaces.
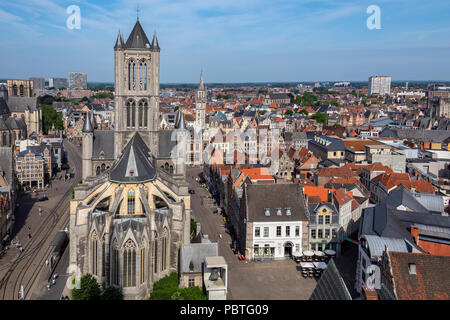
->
xmin=92 ymin=130 xmax=114 ymax=159
xmin=380 ymin=185 xmax=428 ymax=213
xmin=109 ymin=132 xmax=156 ymax=183
xmin=380 ymin=128 xmax=450 ymax=143
xmin=158 ymin=130 xmax=177 ymax=158
xmin=0 ymin=147 xmax=13 ymax=185
xmin=245 ymin=184 xmax=308 ymax=222
xmin=0 ymin=98 xmax=10 ymax=115
xmin=180 ymin=243 xmax=219 ymax=274
xmin=309 ymin=135 xmax=346 ymax=151
xmin=309 ymin=259 xmax=352 ymax=300
xmin=7 ymin=96 xmax=38 ymax=112
xmin=388 ymin=252 xmax=450 ymax=300
xmin=124 ymin=20 xmax=151 ymax=49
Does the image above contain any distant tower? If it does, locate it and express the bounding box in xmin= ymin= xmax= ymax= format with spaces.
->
xmin=405 ymin=82 xmax=409 ymax=90
xmin=113 ymin=19 xmax=161 ymax=157
xmin=174 ymin=110 xmax=188 ymax=176
xmin=195 ymin=71 xmax=206 ymax=130
xmin=82 ymin=113 xmax=94 ymax=179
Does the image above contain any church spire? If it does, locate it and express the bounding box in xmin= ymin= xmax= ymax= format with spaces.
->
xmin=151 ymin=32 xmax=160 ymax=51
xmin=199 ymin=70 xmax=205 ymax=90
xmin=114 ymin=30 xmax=124 ymax=49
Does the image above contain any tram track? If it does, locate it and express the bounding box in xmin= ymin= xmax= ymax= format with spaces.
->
xmin=0 ymin=140 xmax=81 ymax=300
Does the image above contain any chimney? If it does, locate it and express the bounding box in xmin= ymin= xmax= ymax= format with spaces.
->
xmin=411 ymin=225 xmax=419 ymax=246
xmin=362 ymin=285 xmax=379 ymax=300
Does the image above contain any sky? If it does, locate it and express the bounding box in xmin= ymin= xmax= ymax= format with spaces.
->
xmin=1 ymin=0 xmax=450 ymax=83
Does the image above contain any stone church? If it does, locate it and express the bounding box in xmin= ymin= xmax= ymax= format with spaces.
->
xmin=70 ymin=18 xmax=197 ymax=299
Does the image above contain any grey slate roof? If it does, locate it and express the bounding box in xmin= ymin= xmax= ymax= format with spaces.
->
xmin=0 ymin=98 xmax=10 ymax=115
xmin=158 ymin=130 xmax=177 ymax=158
xmin=82 ymin=113 xmax=93 ymax=133
xmin=7 ymin=96 xmax=38 ymax=112
xmin=92 ymin=130 xmax=114 ymax=159
xmin=310 ymin=259 xmax=352 ymax=300
xmin=109 ymin=132 xmax=156 ymax=183
xmin=0 ymin=147 xmax=13 ymax=185
xmin=380 ymin=185 xmax=428 ymax=213
xmin=380 ymin=128 xmax=450 ymax=143
xmin=180 ymin=243 xmax=218 ymax=274
xmin=245 ymin=184 xmax=308 ymax=222
xmin=309 ymin=135 xmax=346 ymax=151
xmin=124 ymin=20 xmax=151 ymax=49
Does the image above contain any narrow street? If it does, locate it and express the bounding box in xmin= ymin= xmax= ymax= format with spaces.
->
xmin=0 ymin=139 xmax=82 ymax=300
xmin=186 ymin=168 xmax=318 ymax=300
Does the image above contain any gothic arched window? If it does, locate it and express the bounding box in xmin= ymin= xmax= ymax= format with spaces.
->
xmin=153 ymin=233 xmax=158 ymax=274
xmin=101 ymin=163 xmax=106 ymax=173
xmin=143 ymin=100 xmax=148 ymax=128
xmin=112 ymin=240 xmax=119 ymax=285
xmin=123 ymin=240 xmax=136 ymax=287
xmin=19 ymin=85 xmax=24 ymax=96
xmin=138 ymin=101 xmax=143 ymax=127
xmin=12 ymin=84 xmax=17 ymax=96
xmin=144 ymin=63 xmax=148 ymax=90
xmin=132 ymin=62 xmax=136 ymax=90
xmin=91 ymin=231 xmax=98 ymax=276
xmin=96 ymin=166 xmax=100 ymax=176
xmin=127 ymin=189 xmax=135 ymax=214
xmin=161 ymin=228 xmax=168 ymax=271
xmin=131 ymin=101 xmax=136 ymax=128
xmin=128 ymin=63 xmax=131 ymax=90
xmin=101 ymin=235 xmax=106 ymax=278
xmin=140 ymin=239 xmax=147 ymax=284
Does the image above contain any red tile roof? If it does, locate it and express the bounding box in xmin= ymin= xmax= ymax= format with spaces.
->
xmin=388 ymin=252 xmax=450 ymax=300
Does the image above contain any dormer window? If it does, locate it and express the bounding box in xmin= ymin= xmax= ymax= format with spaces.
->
xmin=129 ymin=170 xmax=134 ymax=177
xmin=408 ymin=263 xmax=416 ymax=275
xmin=264 ymin=208 xmax=270 ymax=216
xmin=286 ymin=208 xmax=291 ymax=216
xmin=276 ymin=208 xmax=282 ymax=216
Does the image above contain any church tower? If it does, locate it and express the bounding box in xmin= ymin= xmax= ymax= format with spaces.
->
xmin=113 ymin=18 xmax=161 ymax=158
xmin=195 ymin=71 xmax=206 ymax=130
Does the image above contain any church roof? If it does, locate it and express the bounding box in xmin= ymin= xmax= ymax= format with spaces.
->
xmin=124 ymin=20 xmax=151 ymax=49
xmin=7 ymin=96 xmax=38 ymax=112
xmin=92 ymin=130 xmax=114 ymax=159
xmin=109 ymin=132 xmax=157 ymax=183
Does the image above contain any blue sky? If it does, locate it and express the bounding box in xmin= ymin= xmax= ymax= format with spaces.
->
xmin=1 ymin=0 xmax=450 ymax=83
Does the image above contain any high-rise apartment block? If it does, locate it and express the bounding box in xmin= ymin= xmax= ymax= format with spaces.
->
xmin=49 ymin=77 xmax=68 ymax=90
xmin=68 ymin=72 xmax=87 ymax=90
xmin=368 ymin=76 xmax=391 ymax=95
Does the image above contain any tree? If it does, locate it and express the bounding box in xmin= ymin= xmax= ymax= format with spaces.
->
xmin=178 ymin=286 xmax=207 ymax=300
xmin=41 ymin=105 xmax=64 ymax=134
xmin=150 ymin=272 xmax=206 ymax=300
xmin=310 ymin=112 xmax=328 ymax=125
xmin=101 ymin=286 xmax=123 ymax=300
xmin=284 ymin=110 xmax=293 ymax=116
xmin=72 ymin=274 xmax=101 ymax=300
xmin=190 ymin=218 xmax=197 ymax=234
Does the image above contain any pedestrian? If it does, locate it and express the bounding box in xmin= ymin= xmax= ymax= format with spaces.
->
xmin=52 ymin=279 xmax=56 ymax=285
xmin=45 ymin=259 xmax=49 ymax=266
xmin=28 ymin=233 xmax=31 ymax=239
xmin=47 ymin=283 xmax=51 ymax=291
xmin=53 ymin=273 xmax=58 ymax=279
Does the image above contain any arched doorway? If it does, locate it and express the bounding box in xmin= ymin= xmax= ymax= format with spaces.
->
xmin=284 ymin=242 xmax=293 ymax=257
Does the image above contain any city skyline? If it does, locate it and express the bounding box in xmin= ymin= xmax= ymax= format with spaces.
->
xmin=1 ymin=0 xmax=450 ymax=82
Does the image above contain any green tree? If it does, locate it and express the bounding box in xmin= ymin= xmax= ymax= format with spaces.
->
xmin=284 ymin=110 xmax=293 ymax=116
xmin=190 ymin=218 xmax=197 ymax=234
xmin=310 ymin=112 xmax=328 ymax=125
xmin=101 ymin=286 xmax=123 ymax=300
xmin=41 ymin=105 xmax=64 ymax=134
xmin=178 ymin=286 xmax=207 ymax=300
xmin=151 ymin=272 xmax=179 ymax=300
xmin=72 ymin=274 xmax=101 ymax=300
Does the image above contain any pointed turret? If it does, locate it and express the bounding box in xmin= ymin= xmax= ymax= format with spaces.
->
xmin=114 ymin=30 xmax=124 ymax=50
xmin=91 ymin=112 xmax=98 ymax=129
xmin=82 ymin=112 xmax=93 ymax=133
xmin=199 ymin=71 xmax=205 ymax=90
xmin=174 ymin=110 xmax=186 ymax=130
xmin=151 ymin=32 xmax=160 ymax=51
